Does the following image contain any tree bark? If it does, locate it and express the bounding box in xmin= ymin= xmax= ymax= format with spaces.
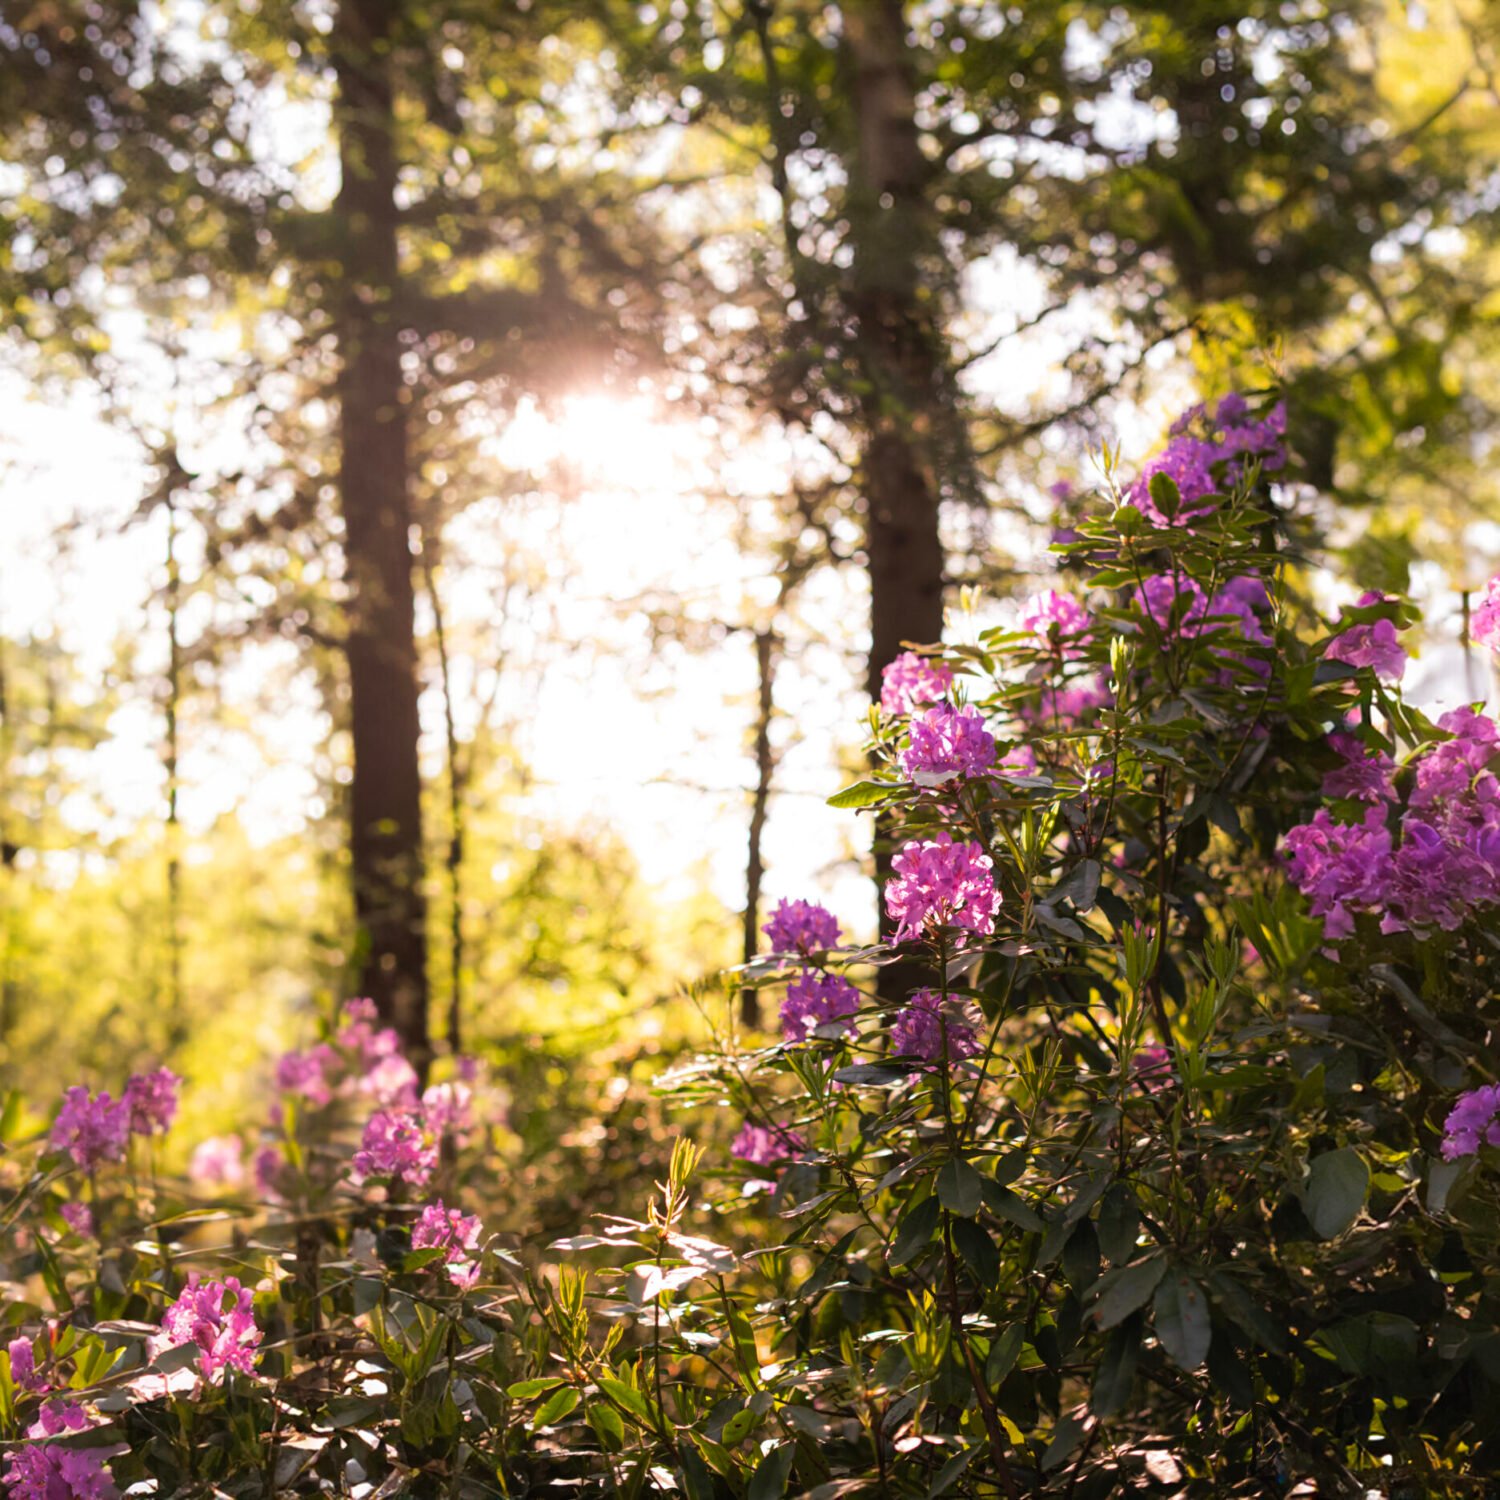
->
xmin=334 ymin=0 xmax=429 ymax=1068
xmin=843 ymin=0 xmax=948 ymax=987
xmin=741 ymin=628 xmax=777 ymax=1028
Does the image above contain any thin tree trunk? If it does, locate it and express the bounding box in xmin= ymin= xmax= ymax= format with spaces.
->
xmin=420 ymin=544 xmax=465 ymax=1059
xmin=163 ymin=490 xmax=184 ymax=1041
xmin=334 ymin=0 xmax=429 ymax=1069
xmin=843 ymin=0 xmax=948 ymax=991
xmin=741 ymin=628 xmax=776 ymax=1028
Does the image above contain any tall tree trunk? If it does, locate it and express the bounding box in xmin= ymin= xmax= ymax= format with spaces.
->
xmin=741 ymin=628 xmax=776 ymax=1028
xmin=163 ymin=489 xmax=185 ymax=1045
xmin=843 ymin=0 xmax=948 ymax=987
xmin=334 ymin=0 xmax=429 ymax=1068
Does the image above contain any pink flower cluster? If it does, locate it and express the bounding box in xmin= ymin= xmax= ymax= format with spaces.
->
xmin=889 ymin=990 xmax=980 ymax=1064
xmin=1474 ymin=571 xmax=1500 ymax=653
xmin=50 ymin=1088 xmax=129 ymax=1171
xmin=886 ymin=834 xmax=1001 ymax=946
xmin=273 ymin=998 xmax=419 ymax=1112
xmin=1018 ymin=588 xmax=1092 ymax=657
xmin=1130 ymin=1045 xmax=1176 ymax=1093
xmin=188 ymin=1135 xmax=246 ymax=1190
xmin=731 ymin=1122 xmax=805 ymax=1167
xmin=2 ymin=1401 xmax=116 ymax=1500
xmin=780 ymin=971 xmax=859 ymax=1043
xmin=411 ymin=1201 xmax=483 ymax=1290
xmin=1441 ymin=1083 xmax=1500 ymax=1160
xmin=148 ymin=1275 xmax=262 ymax=1385
xmin=880 ymin=651 xmax=953 ymax=715
xmin=351 ymin=1108 xmax=440 ymax=1188
xmin=1129 ymin=394 xmax=1286 ymax=526
xmin=761 ymin=898 xmax=840 ymax=958
xmin=1285 ymin=708 xmax=1500 ymax=938
xmin=8 ymin=1336 xmax=46 ymax=1394
xmin=1023 ymin=675 xmax=1113 ymax=731
xmin=1325 ymin=592 xmax=1406 ymax=682
xmin=122 ymin=1067 xmax=180 ymax=1137
xmin=900 ymin=703 xmax=996 ymax=784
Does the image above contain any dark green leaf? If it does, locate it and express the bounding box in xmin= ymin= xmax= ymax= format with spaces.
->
xmin=1153 ymin=1271 xmax=1212 ymax=1371
xmin=747 ymin=1441 xmax=795 ymax=1500
xmin=937 ymin=1157 xmax=984 ymax=1218
xmin=1090 ymin=1257 xmax=1166 ymax=1330
xmin=1091 ymin=1317 xmax=1141 ymax=1418
xmin=889 ymin=1195 xmax=940 ymax=1267
xmin=1096 ymin=1183 xmax=1139 ymax=1265
xmin=1302 ymin=1147 xmax=1369 ymax=1240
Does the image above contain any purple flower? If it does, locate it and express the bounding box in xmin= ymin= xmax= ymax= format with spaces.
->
xmin=274 ymin=1045 xmax=338 ymax=1108
xmin=1129 ymin=396 xmax=1286 ymax=526
xmin=1326 ymin=592 xmax=1406 ymax=682
xmin=731 ymin=1122 xmax=805 ymax=1167
xmin=122 ymin=1067 xmax=180 ymax=1137
xmin=1133 ymin=573 xmax=1209 ymax=636
xmin=421 ymin=1081 xmax=474 ymax=1139
xmin=780 ymin=971 xmax=860 ymax=1042
xmin=998 ymin=743 xmax=1038 ymax=777
xmin=50 ymin=1088 xmax=129 ymax=1172
xmin=761 ymin=898 xmax=840 ymax=958
xmin=880 ymin=651 xmax=954 ymax=715
xmin=149 ymin=1275 xmax=261 ymax=1384
xmin=886 ymin=834 xmax=1001 ymax=946
xmin=7 ymin=1336 xmax=45 ymax=1394
xmin=1130 ymin=1045 xmax=1176 ymax=1093
xmin=336 ymin=999 xmax=405 ymax=1071
xmin=59 ymin=1202 xmax=94 ymax=1238
xmin=1018 ymin=588 xmax=1092 ymax=657
xmin=411 ymin=1201 xmax=483 ymax=1290
xmin=1023 ymin=675 xmax=1112 ymax=730
xmin=889 ymin=990 xmax=981 ymax=1064
xmin=361 ymin=1054 xmax=421 ymax=1109
xmin=254 ymin=1145 xmax=290 ymax=1202
xmin=1441 ymin=1083 xmax=1500 ymax=1160
xmin=1473 ymin=572 xmax=1500 ymax=653
xmin=3 ymin=1400 xmax=116 ymax=1500
xmin=350 ymin=1109 xmax=439 ymax=1188
xmin=1282 ymin=808 xmax=1392 ymax=941
xmin=901 ymin=703 xmax=996 ymax=784
xmin=189 ymin=1135 xmax=246 ymax=1190
xmin=1322 ymin=733 xmax=1396 ymax=804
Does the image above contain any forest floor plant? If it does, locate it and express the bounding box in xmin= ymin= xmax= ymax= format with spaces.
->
xmin=4 ymin=394 xmax=1500 ymax=1496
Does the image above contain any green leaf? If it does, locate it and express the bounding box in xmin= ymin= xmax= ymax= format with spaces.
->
xmin=827 ymin=779 xmax=897 ymax=809
xmin=597 ymin=1376 xmax=653 ymax=1425
xmin=985 ymin=1324 xmax=1025 ymax=1388
xmin=889 ymin=1195 xmax=940 ymax=1266
xmin=747 ymin=1441 xmax=795 ymax=1500
xmin=720 ymin=1403 xmax=761 ymax=1445
xmin=951 ymin=1217 xmax=999 ymax=1283
xmin=927 ymin=1444 xmax=980 ymax=1497
xmin=588 ymin=1403 xmax=626 ymax=1451
xmin=1096 ymin=1183 xmax=1139 ymax=1265
xmin=1318 ymin=1313 xmax=1419 ymax=1377
xmin=980 ymin=1180 xmax=1043 ymax=1232
xmin=1147 ymin=470 xmax=1181 ymax=519
xmin=1302 ymin=1147 xmax=1369 ymax=1240
xmin=937 ymin=1158 xmax=984 ymax=1218
xmin=1153 ymin=1271 xmax=1212 ymax=1371
xmin=532 ymin=1386 xmax=580 ymax=1431
xmin=1090 ymin=1256 xmax=1166 ymax=1330
xmin=506 ymin=1377 xmax=566 ymax=1400
xmin=1041 ymin=1413 xmax=1087 ymax=1472
xmin=1091 ymin=1317 xmax=1141 ymax=1418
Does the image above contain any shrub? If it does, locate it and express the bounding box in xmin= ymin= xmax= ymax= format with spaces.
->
xmin=3 ymin=395 xmax=1499 ymax=1497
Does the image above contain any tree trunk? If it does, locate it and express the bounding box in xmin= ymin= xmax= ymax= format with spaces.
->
xmin=843 ymin=0 xmax=947 ymax=987
xmin=334 ymin=0 xmax=429 ymax=1068
xmin=741 ymin=628 xmax=777 ymax=1028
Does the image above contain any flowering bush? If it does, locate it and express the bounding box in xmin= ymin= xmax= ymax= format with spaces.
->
xmin=4 ymin=398 xmax=1500 ymax=1496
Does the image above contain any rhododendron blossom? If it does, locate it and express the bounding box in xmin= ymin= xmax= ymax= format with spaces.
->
xmin=780 ymin=970 xmax=859 ymax=1042
xmin=2 ymin=1401 xmax=116 ymax=1500
xmin=889 ymin=990 xmax=980 ymax=1063
xmin=1018 ymin=588 xmax=1092 ymax=656
xmin=8 ymin=1336 xmax=45 ymax=1393
xmin=1129 ymin=395 xmax=1286 ymax=526
xmin=188 ymin=1135 xmax=245 ymax=1190
xmin=50 ymin=1088 xmax=129 ymax=1171
xmin=900 ymin=702 xmax=996 ymax=784
xmin=351 ymin=1109 xmax=439 ymax=1187
xmin=122 ymin=1067 xmax=180 ymax=1137
xmin=412 ymin=1201 xmax=484 ymax=1289
xmin=149 ymin=1275 xmax=262 ymax=1384
xmin=1131 ymin=1045 xmax=1176 ymax=1092
xmin=886 ymin=834 xmax=1001 ymax=945
xmin=1441 ymin=1083 xmax=1500 ymax=1160
xmin=761 ymin=898 xmax=840 ymax=958
xmin=274 ymin=1045 xmax=338 ymax=1107
xmin=1282 ymin=808 xmax=1392 ymax=941
xmin=1326 ymin=592 xmax=1406 ymax=682
xmin=731 ymin=1122 xmax=805 ymax=1167
xmin=1322 ymin=733 xmax=1395 ymax=804
xmin=1474 ymin=571 xmax=1500 ymax=653
xmin=59 ymin=1202 xmax=94 ymax=1238
xmin=879 ymin=651 xmax=953 ymax=715
xmin=421 ymin=1081 xmax=474 ymax=1138
xmin=1133 ymin=573 xmax=1209 ymax=636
